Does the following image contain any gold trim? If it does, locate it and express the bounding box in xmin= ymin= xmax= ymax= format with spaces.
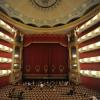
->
xmin=59 ymin=65 xmax=64 ymax=72
xmin=44 ymin=65 xmax=48 ymax=73
xmin=35 ymin=65 xmax=40 ymax=72
xmin=23 ymin=41 xmax=67 ymax=47
xmin=0 ymin=5 xmax=99 ymax=34
xmin=26 ymin=65 xmax=30 ymax=72
xmin=51 ymin=65 xmax=56 ymax=72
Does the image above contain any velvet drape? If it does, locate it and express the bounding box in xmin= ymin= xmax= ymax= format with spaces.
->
xmin=23 ymin=43 xmax=69 ymax=79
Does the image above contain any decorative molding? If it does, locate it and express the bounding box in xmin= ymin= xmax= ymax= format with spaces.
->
xmin=51 ymin=65 xmax=55 ymax=72
xmin=35 ymin=65 xmax=40 ymax=72
xmin=44 ymin=64 xmax=48 ymax=73
xmin=31 ymin=0 xmax=59 ymax=8
xmin=0 ymin=5 xmax=99 ymax=34
xmin=0 ymin=0 xmax=100 ymax=27
xmin=25 ymin=65 xmax=30 ymax=72
xmin=59 ymin=65 xmax=64 ymax=72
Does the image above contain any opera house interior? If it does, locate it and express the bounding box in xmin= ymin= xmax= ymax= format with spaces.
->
xmin=0 ymin=0 xmax=100 ymax=100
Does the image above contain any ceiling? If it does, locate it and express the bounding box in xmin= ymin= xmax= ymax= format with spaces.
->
xmin=0 ymin=0 xmax=100 ymax=34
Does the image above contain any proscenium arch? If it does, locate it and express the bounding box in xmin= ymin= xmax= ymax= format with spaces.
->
xmin=0 ymin=5 xmax=99 ymax=34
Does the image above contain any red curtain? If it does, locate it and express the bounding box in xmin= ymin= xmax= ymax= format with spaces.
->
xmin=23 ymin=43 xmax=69 ymax=79
xmin=23 ymin=34 xmax=68 ymax=47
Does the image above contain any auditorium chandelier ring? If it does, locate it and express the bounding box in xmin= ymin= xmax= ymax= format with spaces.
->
xmin=32 ymin=0 xmax=59 ymax=8
xmin=0 ymin=0 xmax=99 ymax=29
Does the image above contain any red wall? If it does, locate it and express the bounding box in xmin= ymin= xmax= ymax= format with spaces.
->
xmin=0 ymin=28 xmax=14 ymax=87
xmin=81 ymin=77 xmax=100 ymax=91
xmin=77 ymin=21 xmax=100 ymax=91
xmin=0 ymin=76 xmax=9 ymax=87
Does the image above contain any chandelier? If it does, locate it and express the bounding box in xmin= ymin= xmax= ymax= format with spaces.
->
xmin=31 ymin=0 xmax=59 ymax=8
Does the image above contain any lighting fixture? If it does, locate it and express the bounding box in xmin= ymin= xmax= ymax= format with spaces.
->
xmin=95 ymin=41 xmax=100 ymax=47
xmin=84 ymin=70 xmax=89 ymax=75
xmin=92 ymin=15 xmax=98 ymax=21
xmin=14 ymin=54 xmax=19 ymax=58
xmin=73 ymin=64 xmax=77 ymax=67
xmin=86 ymin=20 xmax=91 ymax=26
xmin=76 ymin=12 xmax=100 ymax=33
xmin=0 ymin=20 xmax=5 ymax=25
xmin=8 ymin=70 xmax=11 ymax=74
xmin=14 ymin=64 xmax=18 ymax=67
xmin=91 ymin=71 xmax=96 ymax=76
xmin=72 ymin=54 xmax=76 ymax=58
xmin=2 ymin=70 xmax=7 ymax=74
xmin=80 ymin=70 xmax=83 ymax=74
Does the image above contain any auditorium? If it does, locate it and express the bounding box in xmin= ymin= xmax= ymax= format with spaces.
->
xmin=0 ymin=0 xmax=100 ymax=100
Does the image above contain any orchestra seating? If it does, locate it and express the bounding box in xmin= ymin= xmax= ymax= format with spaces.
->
xmin=0 ymin=81 xmax=100 ymax=100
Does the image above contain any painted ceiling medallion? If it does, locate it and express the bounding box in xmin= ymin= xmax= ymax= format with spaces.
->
xmin=32 ymin=0 xmax=58 ymax=8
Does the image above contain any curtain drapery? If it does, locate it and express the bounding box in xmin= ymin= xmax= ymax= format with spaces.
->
xmin=23 ymin=43 xmax=69 ymax=79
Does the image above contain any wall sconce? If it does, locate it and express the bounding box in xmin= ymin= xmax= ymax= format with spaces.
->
xmin=0 ymin=31 xmax=14 ymax=42
xmin=2 ymin=70 xmax=7 ymax=75
xmin=79 ymin=41 xmax=100 ymax=53
xmin=14 ymin=64 xmax=18 ymax=67
xmin=84 ymin=70 xmax=89 ymax=75
xmin=72 ymin=54 xmax=77 ymax=58
xmin=73 ymin=64 xmax=77 ymax=67
xmin=79 ymin=56 xmax=100 ymax=63
xmin=0 ymin=19 xmax=16 ymax=33
xmin=14 ymin=54 xmax=19 ymax=58
xmin=0 ymin=20 xmax=6 ymax=25
xmin=76 ymin=12 xmax=100 ymax=33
